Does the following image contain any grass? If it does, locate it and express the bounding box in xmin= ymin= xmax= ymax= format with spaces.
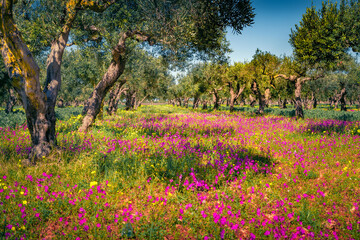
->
xmin=0 ymin=105 xmax=360 ymax=239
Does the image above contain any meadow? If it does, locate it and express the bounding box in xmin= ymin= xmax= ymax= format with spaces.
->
xmin=0 ymin=105 xmax=360 ymax=239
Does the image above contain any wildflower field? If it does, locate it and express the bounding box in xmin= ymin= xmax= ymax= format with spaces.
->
xmin=1 ymin=105 xmax=360 ymax=239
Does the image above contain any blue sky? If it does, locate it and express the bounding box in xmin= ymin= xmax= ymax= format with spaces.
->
xmin=226 ymin=0 xmax=325 ymax=63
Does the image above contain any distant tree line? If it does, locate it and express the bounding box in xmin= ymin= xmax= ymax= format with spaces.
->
xmin=168 ymin=0 xmax=360 ymax=118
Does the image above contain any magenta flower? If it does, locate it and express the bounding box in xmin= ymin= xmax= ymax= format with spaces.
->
xmin=79 ymin=218 xmax=87 ymax=225
xmin=96 ymin=223 xmax=101 ymax=228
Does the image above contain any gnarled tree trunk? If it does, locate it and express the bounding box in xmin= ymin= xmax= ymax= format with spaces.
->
xmin=249 ymin=94 xmax=256 ymax=107
xmin=134 ymin=94 xmax=148 ymax=109
xmin=212 ymin=89 xmax=220 ymax=110
xmin=339 ymin=87 xmax=347 ymax=111
xmin=79 ymin=30 xmax=152 ymax=131
xmin=5 ymin=88 xmax=16 ymax=114
xmin=125 ymin=89 xmax=137 ymax=110
xmin=251 ymin=81 xmax=265 ymax=114
xmin=183 ymin=97 xmax=190 ymax=108
xmin=294 ymin=78 xmax=304 ymax=119
xmin=193 ymin=95 xmax=200 ymax=109
xmin=228 ymin=82 xmax=245 ymax=112
xmin=0 ymin=0 xmax=82 ymax=162
xmin=278 ymin=97 xmax=287 ymax=109
xmin=202 ymin=100 xmax=208 ymax=110
xmin=107 ymin=81 xmax=127 ymax=115
xmin=276 ymin=74 xmax=323 ymax=119
xmin=264 ymin=88 xmax=271 ymax=108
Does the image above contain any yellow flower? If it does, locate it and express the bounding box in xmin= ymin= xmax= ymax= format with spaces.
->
xmin=11 ymin=227 xmax=15 ymax=231
xmin=90 ymin=181 xmax=98 ymax=187
xmin=21 ymin=226 xmax=25 ymax=230
xmin=3 ymin=186 xmax=7 ymax=190
xmin=23 ymin=200 xmax=27 ymax=205
xmin=91 ymin=171 xmax=96 ymax=174
xmin=20 ymin=191 xmax=24 ymax=195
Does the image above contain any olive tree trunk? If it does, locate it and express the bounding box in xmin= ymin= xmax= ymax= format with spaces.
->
xmin=228 ymin=82 xmax=245 ymax=112
xmin=249 ymin=94 xmax=256 ymax=107
xmin=134 ymin=94 xmax=148 ymax=109
xmin=264 ymin=88 xmax=271 ymax=108
xmin=125 ymin=89 xmax=137 ymax=110
xmin=278 ymin=97 xmax=287 ymax=109
xmin=193 ymin=95 xmax=200 ymax=109
xmin=202 ymin=100 xmax=208 ymax=110
xmin=276 ymin=74 xmax=323 ymax=119
xmin=294 ymin=79 xmax=304 ymax=119
xmin=79 ymin=30 xmax=153 ymax=131
xmin=0 ymin=0 xmax=81 ymax=162
xmin=251 ymin=81 xmax=265 ymax=114
xmin=212 ymin=89 xmax=221 ymax=110
xmin=5 ymin=88 xmax=16 ymax=114
xmin=107 ymin=82 xmax=127 ymax=115
xmin=339 ymin=87 xmax=347 ymax=111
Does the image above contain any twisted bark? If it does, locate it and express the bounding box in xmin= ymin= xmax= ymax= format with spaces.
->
xmin=80 ymin=30 xmax=153 ymax=131
xmin=228 ymin=82 xmax=245 ymax=112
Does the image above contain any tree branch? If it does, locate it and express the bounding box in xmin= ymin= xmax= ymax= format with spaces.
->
xmin=275 ymin=74 xmax=298 ymax=82
xmin=0 ymin=0 xmax=40 ymax=79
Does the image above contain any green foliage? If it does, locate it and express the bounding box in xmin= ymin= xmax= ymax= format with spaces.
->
xmin=0 ymin=107 xmax=83 ymax=128
xmin=289 ymin=1 xmax=360 ymax=70
xmin=0 ymin=109 xmax=26 ymax=128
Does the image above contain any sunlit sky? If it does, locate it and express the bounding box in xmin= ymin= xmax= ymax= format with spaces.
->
xmin=226 ymin=0 xmax=325 ymax=63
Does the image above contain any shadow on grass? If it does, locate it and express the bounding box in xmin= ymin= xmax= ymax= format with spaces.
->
xmin=301 ymin=119 xmax=355 ymax=135
xmin=91 ymin=138 xmax=275 ymax=192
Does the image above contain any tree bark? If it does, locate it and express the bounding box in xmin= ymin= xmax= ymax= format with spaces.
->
xmin=79 ymin=30 xmax=153 ymax=131
xmin=339 ymin=87 xmax=347 ymax=111
xmin=251 ymin=81 xmax=265 ymax=114
xmin=183 ymin=97 xmax=189 ymax=108
xmin=57 ymin=99 xmax=64 ymax=108
xmin=193 ymin=95 xmax=200 ymax=109
xmin=202 ymin=100 xmax=208 ymax=110
xmin=228 ymin=82 xmax=245 ymax=112
xmin=5 ymin=88 xmax=16 ymax=113
xmin=125 ymin=89 xmax=136 ymax=110
xmin=275 ymin=73 xmax=323 ymax=119
xmin=249 ymin=94 xmax=256 ymax=107
xmin=294 ymin=78 xmax=304 ymax=119
xmin=134 ymin=94 xmax=148 ymax=109
xmin=0 ymin=0 xmax=82 ymax=161
xmin=107 ymin=81 xmax=127 ymax=115
xmin=279 ymin=98 xmax=287 ymax=109
xmin=212 ymin=89 xmax=220 ymax=110
xmin=264 ymin=88 xmax=271 ymax=107
xmin=312 ymin=92 xmax=317 ymax=109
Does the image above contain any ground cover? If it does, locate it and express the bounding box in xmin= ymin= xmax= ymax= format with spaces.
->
xmin=1 ymin=105 xmax=360 ymax=239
